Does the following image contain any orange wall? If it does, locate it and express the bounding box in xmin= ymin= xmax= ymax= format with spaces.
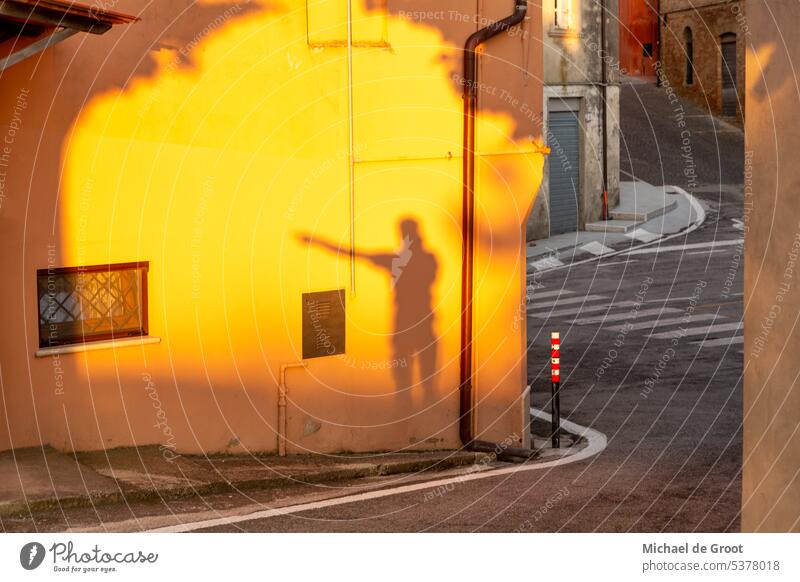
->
xmin=0 ymin=0 xmax=544 ymax=455
xmin=619 ymin=0 xmax=659 ymax=77
xmin=743 ymin=0 xmax=800 ymax=531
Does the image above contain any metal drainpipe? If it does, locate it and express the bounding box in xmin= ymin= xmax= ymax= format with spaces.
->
xmin=656 ymin=1 xmax=663 ymax=88
xmin=459 ymin=0 xmax=537 ymax=462
xmin=600 ymin=0 xmax=609 ymax=212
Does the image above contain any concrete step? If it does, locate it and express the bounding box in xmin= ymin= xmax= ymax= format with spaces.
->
xmin=584 ymin=219 xmax=640 ymax=234
xmin=610 ymin=198 xmax=678 ymax=222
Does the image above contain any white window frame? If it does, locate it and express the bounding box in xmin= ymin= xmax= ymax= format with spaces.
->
xmin=553 ymin=0 xmax=576 ymax=32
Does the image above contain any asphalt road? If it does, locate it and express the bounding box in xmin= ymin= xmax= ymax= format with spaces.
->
xmin=619 ymin=78 xmax=744 ymax=192
xmin=2 ymin=81 xmax=744 ymax=533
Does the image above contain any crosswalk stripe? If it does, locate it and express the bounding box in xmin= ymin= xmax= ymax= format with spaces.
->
xmin=527 ymin=294 xmax=607 ymax=310
xmin=625 ymin=228 xmax=660 ymax=243
xmin=528 ymin=300 xmax=637 ymax=319
xmin=526 ymin=289 xmax=575 ymax=301
xmin=649 ymin=321 xmax=743 ymax=339
xmin=597 ymin=260 xmax=638 ymax=267
xmin=688 ymin=249 xmax=727 ymax=255
xmin=692 ymin=335 xmax=744 ymax=348
xmin=605 ymin=313 xmax=719 ymax=332
xmin=645 ymin=293 xmax=742 ymax=303
xmin=580 ymin=241 xmax=615 ymax=256
xmin=569 ymin=307 xmax=683 ymax=325
xmin=530 ymin=256 xmax=564 ymax=270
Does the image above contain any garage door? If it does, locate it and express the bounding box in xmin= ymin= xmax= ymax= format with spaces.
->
xmin=548 ymin=110 xmax=580 ymax=235
xmin=721 ymin=38 xmax=737 ymax=116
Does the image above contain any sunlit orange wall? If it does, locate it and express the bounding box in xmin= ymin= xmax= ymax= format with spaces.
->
xmin=619 ymin=0 xmax=659 ymax=77
xmin=0 ymin=0 xmax=544 ymax=454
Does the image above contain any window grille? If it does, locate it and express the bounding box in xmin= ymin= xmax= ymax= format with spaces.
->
xmin=37 ymin=262 xmax=149 ymax=348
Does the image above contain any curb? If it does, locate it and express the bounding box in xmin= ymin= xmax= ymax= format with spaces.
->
xmin=528 ymin=185 xmax=706 ymax=276
xmin=0 ymin=452 xmax=488 ymax=518
xmin=148 ymin=407 xmax=606 ymax=533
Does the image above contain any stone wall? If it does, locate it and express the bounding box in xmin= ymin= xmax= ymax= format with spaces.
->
xmin=660 ymin=0 xmax=746 ymax=124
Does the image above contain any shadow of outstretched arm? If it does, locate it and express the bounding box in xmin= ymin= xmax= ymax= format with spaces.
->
xmin=297 ymin=233 xmax=393 ymax=271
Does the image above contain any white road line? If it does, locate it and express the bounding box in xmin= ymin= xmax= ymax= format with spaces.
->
xmin=732 ymin=218 xmax=744 ymax=231
xmin=580 ymin=241 xmax=615 ymax=256
xmin=527 ymin=294 xmax=607 ymax=310
xmin=526 ymin=289 xmax=575 ymax=301
xmin=528 ymin=300 xmax=637 ymax=319
xmin=692 ymin=335 xmax=744 ymax=348
xmin=644 ymin=292 xmax=742 ymax=303
xmin=605 ymin=313 xmax=720 ymax=332
xmin=622 ymin=238 xmax=743 ymax=256
xmin=649 ymin=321 xmax=743 ymax=339
xmin=530 ymin=256 xmax=564 ymax=270
xmin=625 ymin=228 xmax=660 ymax=243
xmin=569 ymin=307 xmax=682 ymax=325
xmin=147 ymin=408 xmax=607 ymax=533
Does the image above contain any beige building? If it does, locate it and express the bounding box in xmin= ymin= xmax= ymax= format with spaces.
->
xmin=527 ymin=0 xmax=621 ymax=240
xmin=0 ymin=1 xmax=546 ymax=458
xmin=743 ymin=0 xmax=800 ymax=532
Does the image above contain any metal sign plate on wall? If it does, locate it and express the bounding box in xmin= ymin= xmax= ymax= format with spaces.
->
xmin=302 ymin=289 xmax=346 ymax=359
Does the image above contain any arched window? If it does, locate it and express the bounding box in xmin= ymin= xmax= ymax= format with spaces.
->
xmin=684 ymin=27 xmax=694 ymax=85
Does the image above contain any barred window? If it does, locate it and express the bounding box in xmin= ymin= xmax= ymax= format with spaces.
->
xmin=37 ymin=262 xmax=149 ymax=348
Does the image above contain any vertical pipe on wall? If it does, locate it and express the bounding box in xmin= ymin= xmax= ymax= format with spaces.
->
xmin=459 ymin=1 xmax=536 ymax=462
xmin=656 ymin=1 xmax=663 ymax=87
xmin=346 ymin=0 xmax=356 ymax=294
xmin=600 ymin=0 xmax=609 ymax=202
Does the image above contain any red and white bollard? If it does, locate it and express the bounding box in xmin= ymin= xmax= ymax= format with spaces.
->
xmin=551 ymin=332 xmax=561 ymax=448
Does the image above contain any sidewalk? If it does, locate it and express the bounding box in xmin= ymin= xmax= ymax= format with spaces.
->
xmin=1 ymin=424 xmax=589 ymax=517
xmin=526 ymin=179 xmax=706 ymax=274
xmin=0 ymin=446 xmax=489 ymax=517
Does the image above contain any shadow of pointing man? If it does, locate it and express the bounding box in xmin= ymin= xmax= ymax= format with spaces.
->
xmin=299 ymin=218 xmax=439 ymax=395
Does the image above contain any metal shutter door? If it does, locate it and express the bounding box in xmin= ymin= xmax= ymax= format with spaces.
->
xmin=547 ymin=110 xmax=580 ymax=235
xmin=722 ymin=41 xmax=737 ymax=116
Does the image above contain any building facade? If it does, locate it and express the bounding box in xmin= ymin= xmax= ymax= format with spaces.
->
xmin=0 ymin=1 xmax=546 ymax=456
xmin=743 ymin=0 xmax=800 ymax=532
xmin=527 ymin=0 xmax=621 ymax=240
xmin=659 ymin=0 xmax=745 ymax=123
xmin=619 ymin=0 xmax=659 ymax=78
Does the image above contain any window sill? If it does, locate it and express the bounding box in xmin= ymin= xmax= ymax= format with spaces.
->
xmin=35 ymin=336 xmax=161 ymax=358
xmin=549 ymin=27 xmax=581 ymax=39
